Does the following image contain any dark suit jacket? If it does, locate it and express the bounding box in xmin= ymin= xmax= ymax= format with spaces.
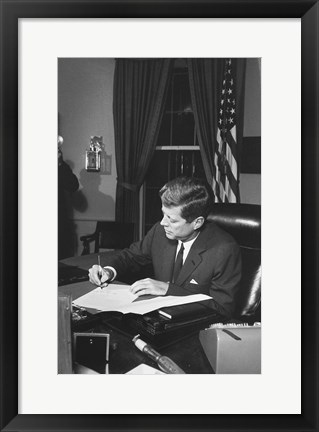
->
xmin=105 ymin=221 xmax=241 ymax=317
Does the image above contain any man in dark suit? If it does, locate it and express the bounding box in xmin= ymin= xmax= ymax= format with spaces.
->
xmin=58 ymin=135 xmax=79 ymax=259
xmin=88 ymin=177 xmax=241 ymax=317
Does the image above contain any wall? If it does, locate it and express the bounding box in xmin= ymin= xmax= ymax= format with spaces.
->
xmin=58 ymin=58 xmax=261 ymax=256
xmin=58 ymin=58 xmax=117 ymax=255
xmin=241 ymin=58 xmax=261 ymax=204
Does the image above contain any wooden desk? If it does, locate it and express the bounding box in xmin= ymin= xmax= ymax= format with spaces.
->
xmin=58 ymin=254 xmax=214 ymax=374
xmin=60 ymin=252 xmax=106 ymax=270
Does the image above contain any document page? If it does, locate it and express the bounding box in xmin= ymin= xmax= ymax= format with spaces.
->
xmin=120 ymin=293 xmax=211 ymax=314
xmin=126 ymin=364 xmax=165 ymax=375
xmin=73 ymin=283 xmax=211 ymax=315
xmin=73 ymin=284 xmax=138 ymax=311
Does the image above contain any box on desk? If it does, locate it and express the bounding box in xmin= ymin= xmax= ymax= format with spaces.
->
xmin=118 ymin=299 xmax=224 ymax=349
xmin=123 ymin=299 xmax=223 ymax=335
xmin=73 ymin=332 xmax=110 ymax=374
xmin=71 ymin=294 xmax=226 ymax=350
xmin=199 ymin=324 xmax=261 ymax=374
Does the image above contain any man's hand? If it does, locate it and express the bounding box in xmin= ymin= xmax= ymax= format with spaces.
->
xmin=88 ymin=265 xmax=113 ymax=288
xmin=130 ymin=278 xmax=169 ymax=297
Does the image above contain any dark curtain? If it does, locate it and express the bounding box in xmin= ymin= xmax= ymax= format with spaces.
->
xmin=113 ymin=58 xmax=173 ymax=238
xmin=187 ymin=58 xmax=246 ymax=200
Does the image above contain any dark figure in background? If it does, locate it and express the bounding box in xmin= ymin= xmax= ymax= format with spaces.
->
xmin=89 ymin=177 xmax=241 ymax=318
xmin=58 ymin=136 xmax=79 ymax=259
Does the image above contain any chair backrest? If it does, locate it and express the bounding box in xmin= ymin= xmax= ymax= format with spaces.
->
xmin=207 ymin=204 xmax=261 ymax=321
xmin=95 ymin=221 xmax=135 ymax=252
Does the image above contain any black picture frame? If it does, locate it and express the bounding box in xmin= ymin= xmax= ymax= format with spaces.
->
xmin=1 ymin=1 xmax=318 ymax=431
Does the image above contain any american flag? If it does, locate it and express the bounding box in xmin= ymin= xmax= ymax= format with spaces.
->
xmin=212 ymin=59 xmax=240 ymax=203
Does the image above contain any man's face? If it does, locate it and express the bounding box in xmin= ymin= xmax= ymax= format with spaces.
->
xmin=160 ymin=205 xmax=199 ymax=242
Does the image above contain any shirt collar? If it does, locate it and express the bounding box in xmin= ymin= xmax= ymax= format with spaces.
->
xmin=177 ymin=232 xmax=200 ymax=255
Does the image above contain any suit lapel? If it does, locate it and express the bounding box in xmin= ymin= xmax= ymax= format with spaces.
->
xmin=175 ymin=251 xmax=202 ymax=285
xmin=161 ymin=239 xmax=178 ymax=282
xmin=174 ymin=228 xmax=208 ymax=286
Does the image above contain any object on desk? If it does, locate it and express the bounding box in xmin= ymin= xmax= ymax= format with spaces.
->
xmin=73 ymin=332 xmax=110 ymax=374
xmin=58 ymin=264 xmax=89 ymax=286
xmin=121 ymin=294 xmax=212 ymax=315
xmin=132 ymin=335 xmax=185 ymax=374
xmin=72 ymin=305 xmax=88 ymax=323
xmin=126 ymin=363 xmax=165 ymax=375
xmin=73 ymin=284 xmax=137 ymax=311
xmin=158 ymin=299 xmax=219 ymax=321
xmin=199 ymin=323 xmax=261 ymax=374
xmin=73 ymin=286 xmax=211 ymax=315
xmin=124 ymin=299 xmax=223 ymax=338
xmin=73 ymin=362 xmax=109 ymax=374
xmin=58 ymin=295 xmax=73 ymax=374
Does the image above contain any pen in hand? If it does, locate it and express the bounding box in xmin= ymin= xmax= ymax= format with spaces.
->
xmin=97 ymin=254 xmax=103 ymax=288
xmin=97 ymin=255 xmax=113 ymax=289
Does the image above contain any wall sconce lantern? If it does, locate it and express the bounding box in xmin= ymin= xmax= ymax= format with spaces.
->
xmin=85 ymin=136 xmax=102 ymax=172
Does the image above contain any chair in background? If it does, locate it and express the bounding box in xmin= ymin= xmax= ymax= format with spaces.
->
xmin=207 ymin=204 xmax=261 ymax=323
xmin=80 ymin=221 xmax=135 ymax=255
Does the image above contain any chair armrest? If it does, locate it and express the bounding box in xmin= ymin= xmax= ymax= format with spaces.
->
xmin=79 ymin=233 xmax=96 ymax=242
xmin=80 ymin=233 xmax=97 ymax=255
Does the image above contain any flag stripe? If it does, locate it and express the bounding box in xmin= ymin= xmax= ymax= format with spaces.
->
xmin=212 ymin=58 xmax=239 ymax=203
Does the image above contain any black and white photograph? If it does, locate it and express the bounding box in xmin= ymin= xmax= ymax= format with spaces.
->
xmin=58 ymin=57 xmax=261 ymax=375
xmin=1 ymin=7 xmax=317 ymax=430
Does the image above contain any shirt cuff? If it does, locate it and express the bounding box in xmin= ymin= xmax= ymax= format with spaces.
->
xmin=104 ymin=266 xmax=117 ymax=281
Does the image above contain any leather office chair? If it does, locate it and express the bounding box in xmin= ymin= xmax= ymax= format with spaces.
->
xmin=80 ymin=221 xmax=134 ymax=255
xmin=207 ymin=204 xmax=261 ymax=323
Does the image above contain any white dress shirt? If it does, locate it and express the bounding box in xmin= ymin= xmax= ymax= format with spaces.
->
xmin=175 ymin=232 xmax=200 ymax=264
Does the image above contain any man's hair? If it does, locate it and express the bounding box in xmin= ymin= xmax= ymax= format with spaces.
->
xmin=159 ymin=177 xmax=213 ymax=222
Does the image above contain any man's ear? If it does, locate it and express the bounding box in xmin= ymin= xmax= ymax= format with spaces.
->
xmin=193 ymin=216 xmax=205 ymax=230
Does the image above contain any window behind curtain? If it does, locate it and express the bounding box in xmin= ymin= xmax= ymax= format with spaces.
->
xmin=143 ymin=64 xmax=206 ymax=234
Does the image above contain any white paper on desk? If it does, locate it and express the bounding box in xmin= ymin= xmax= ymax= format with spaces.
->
xmin=120 ymin=294 xmax=212 ymax=315
xmin=126 ymin=364 xmax=165 ymax=375
xmin=73 ymin=284 xmax=138 ymax=311
xmin=73 ymin=284 xmax=211 ymax=315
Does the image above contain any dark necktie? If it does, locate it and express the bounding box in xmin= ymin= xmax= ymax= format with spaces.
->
xmin=172 ymin=243 xmax=184 ymax=283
